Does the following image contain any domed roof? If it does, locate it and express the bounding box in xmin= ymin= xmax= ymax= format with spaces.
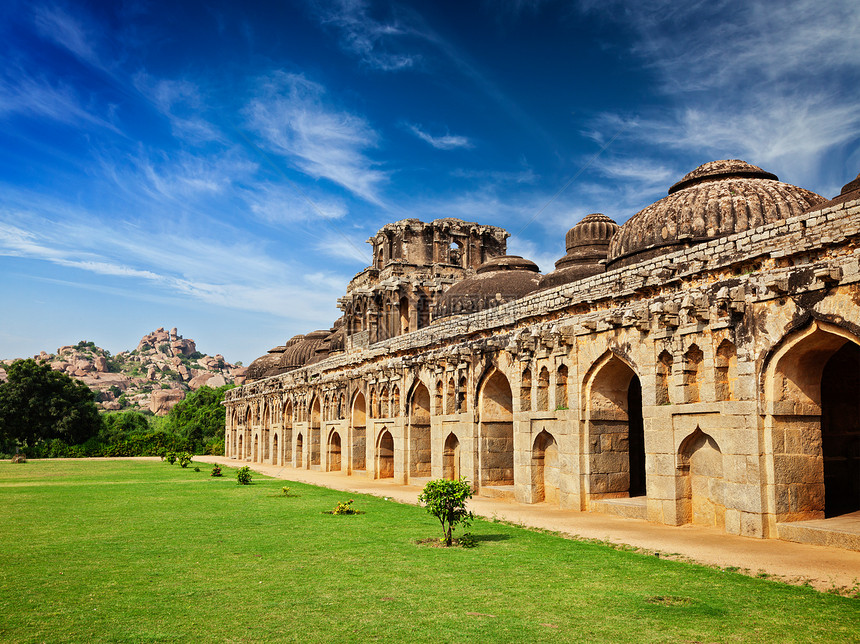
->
xmin=278 ymin=330 xmax=329 ymax=371
xmin=307 ymin=320 xmax=346 ymax=366
xmin=245 ymin=349 xmax=287 ymax=382
xmin=539 ymin=213 xmax=619 ymax=290
xmin=607 ymin=160 xmax=825 ymax=268
xmin=813 ymin=171 xmax=860 ymax=210
xmin=436 ymin=255 xmax=541 ymax=318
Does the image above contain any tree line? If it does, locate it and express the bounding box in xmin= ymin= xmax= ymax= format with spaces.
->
xmin=0 ymin=359 xmax=231 ymax=458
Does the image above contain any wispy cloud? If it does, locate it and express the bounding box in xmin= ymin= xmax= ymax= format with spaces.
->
xmin=583 ymin=0 xmax=860 ymax=186
xmin=243 ymin=182 xmax=349 ymax=225
xmin=0 ymin=67 xmax=120 ymax=132
xmin=244 ymin=71 xmax=387 ymax=204
xmin=312 ymin=0 xmax=418 ymax=71
xmin=32 ymin=4 xmax=104 ymax=70
xmin=133 ymin=73 xmax=222 ymax=144
xmin=407 ymin=123 xmax=473 ymax=150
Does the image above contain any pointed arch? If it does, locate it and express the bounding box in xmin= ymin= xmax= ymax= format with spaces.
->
xmin=295 ymin=432 xmax=304 ymax=469
xmin=443 ymin=433 xmax=461 ymax=480
xmin=678 ymin=428 xmax=725 ymax=528
xmin=763 ymin=320 xmax=860 ymax=520
xmin=327 ymin=430 xmax=342 ymax=472
xmin=536 ymin=366 xmax=549 ymax=411
xmin=376 ymin=429 xmax=394 ymax=479
xmin=657 ymin=350 xmax=673 ymax=406
xmin=584 ymin=351 xmax=646 ymax=499
xmin=477 ymin=367 xmax=514 ymax=487
xmin=350 ymin=391 xmax=367 ymax=472
xmin=408 ymin=381 xmax=431 ymax=477
xmin=282 ymin=400 xmax=293 ymax=466
xmin=520 ymin=367 xmax=532 ymax=412
xmin=310 ymin=396 xmax=321 ymax=467
xmin=555 ymin=365 xmax=568 ymax=410
xmin=715 ymin=339 xmax=737 ymax=402
xmin=684 ymin=344 xmax=704 ymax=403
xmin=532 ymin=430 xmax=560 ymax=504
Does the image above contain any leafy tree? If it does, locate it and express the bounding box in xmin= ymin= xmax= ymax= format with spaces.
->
xmin=162 ymin=384 xmax=234 ymax=453
xmin=418 ymin=478 xmax=474 ymax=546
xmin=101 ymin=410 xmax=151 ymax=443
xmin=0 ymin=359 xmax=102 ymax=451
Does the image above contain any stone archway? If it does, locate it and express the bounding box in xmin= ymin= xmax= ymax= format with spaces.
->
xmin=376 ymin=429 xmax=394 ymax=479
xmin=295 ymin=433 xmax=304 ymax=469
xmin=272 ymin=433 xmax=279 ymax=466
xmin=585 ymin=353 xmax=646 ymax=499
xmin=328 ymin=431 xmax=342 ymax=472
xmin=478 ymin=369 xmax=514 ymax=488
xmin=350 ymin=392 xmax=367 ymax=472
xmin=764 ymin=321 xmax=860 ymax=521
xmin=310 ymin=397 xmax=321 ymax=467
xmin=282 ymin=401 xmax=293 ymax=466
xmin=408 ymin=382 xmax=431 ymax=478
xmin=443 ymin=433 xmax=461 ymax=480
xmin=532 ymin=430 xmax=560 ymax=504
xmin=678 ymin=428 xmax=725 ymax=528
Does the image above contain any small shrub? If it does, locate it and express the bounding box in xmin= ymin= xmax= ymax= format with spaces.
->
xmin=194 ymin=466 xmax=201 ymax=472
xmin=457 ymin=532 xmax=477 ymax=548
xmin=418 ymin=478 xmax=474 ymax=547
xmin=165 ymin=451 xmax=177 ymax=465
xmin=237 ymin=466 xmax=252 ymax=485
xmin=281 ymin=486 xmax=292 ymax=497
xmin=11 ymin=453 xmax=26 ymax=464
xmin=178 ymin=452 xmax=193 ymax=468
xmin=332 ymin=499 xmax=360 ymax=515
xmin=211 ymin=464 xmax=222 ymax=477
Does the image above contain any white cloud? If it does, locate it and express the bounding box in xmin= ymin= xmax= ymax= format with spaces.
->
xmin=32 ymin=4 xmax=103 ymax=69
xmin=244 ymin=71 xmax=388 ymax=204
xmin=0 ymin=68 xmax=119 ymax=132
xmin=582 ymin=0 xmax=860 ymax=187
xmin=313 ymin=0 xmax=418 ymax=71
xmin=407 ymin=124 xmax=473 ymax=150
xmin=133 ymin=74 xmax=222 ymax=144
xmin=244 ymin=183 xmax=349 ymax=225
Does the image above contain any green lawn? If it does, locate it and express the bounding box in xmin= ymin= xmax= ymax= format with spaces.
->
xmin=0 ymin=460 xmax=857 ymax=643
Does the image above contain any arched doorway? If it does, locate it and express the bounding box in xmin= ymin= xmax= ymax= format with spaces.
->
xmin=678 ymin=428 xmax=725 ymax=528
xmin=532 ymin=430 xmax=560 ymax=504
xmin=585 ymin=353 xmax=646 ymax=499
xmin=351 ymin=392 xmax=367 ymax=472
xmin=409 ymin=383 xmax=431 ymax=477
xmin=376 ymin=430 xmax=394 ymax=479
xmin=328 ymin=431 xmax=342 ymax=472
xmin=310 ymin=398 xmax=321 ymax=467
xmin=272 ymin=433 xmax=279 ymax=466
xmin=238 ymin=434 xmax=243 ymax=460
xmin=478 ymin=369 xmax=514 ymax=488
xmin=295 ymin=433 xmax=304 ymax=469
xmin=821 ymin=342 xmax=860 ymax=516
xmin=253 ymin=433 xmax=259 ymax=462
xmin=443 ymin=433 xmax=460 ymax=480
xmin=399 ymin=296 xmax=410 ymax=335
xmin=764 ymin=322 xmax=860 ymax=521
xmin=282 ymin=401 xmax=293 ymax=466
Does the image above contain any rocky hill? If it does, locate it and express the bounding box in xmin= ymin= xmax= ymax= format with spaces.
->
xmin=0 ymin=327 xmax=246 ymax=416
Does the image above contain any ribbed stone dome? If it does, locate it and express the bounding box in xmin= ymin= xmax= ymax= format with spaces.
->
xmin=245 ymin=347 xmax=287 ymax=382
xmin=278 ymin=330 xmax=329 ymax=371
xmin=607 ymin=160 xmax=825 ymax=268
xmin=435 ymin=256 xmax=541 ymax=318
xmin=539 ymin=213 xmax=619 ymax=290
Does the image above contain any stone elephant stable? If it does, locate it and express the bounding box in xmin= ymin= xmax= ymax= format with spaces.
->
xmin=225 ymin=160 xmax=860 ymax=551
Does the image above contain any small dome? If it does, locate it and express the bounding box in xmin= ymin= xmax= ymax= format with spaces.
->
xmin=812 ymin=171 xmax=860 ymax=210
xmin=245 ymin=351 xmax=287 ymax=382
xmin=563 ymin=213 xmax=619 ymax=254
xmin=436 ymin=255 xmax=541 ymax=318
xmin=278 ymin=330 xmax=329 ymax=371
xmin=539 ymin=214 xmax=618 ymax=290
xmin=608 ymin=160 xmax=826 ymax=268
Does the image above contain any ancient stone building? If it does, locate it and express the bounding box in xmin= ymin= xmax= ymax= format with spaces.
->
xmin=227 ymin=160 xmax=860 ymax=551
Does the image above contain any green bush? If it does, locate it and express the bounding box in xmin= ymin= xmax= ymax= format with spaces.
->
xmin=165 ymin=451 xmax=177 ymax=465
xmin=418 ymin=478 xmax=474 ymax=546
xmin=237 ymin=466 xmax=252 ymax=485
xmin=332 ymin=499 xmax=360 ymax=514
xmin=178 ymin=452 xmax=192 ymax=468
xmin=211 ymin=465 xmax=222 ymax=477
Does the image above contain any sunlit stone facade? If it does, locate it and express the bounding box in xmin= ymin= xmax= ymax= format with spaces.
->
xmin=226 ymin=161 xmax=860 ymax=550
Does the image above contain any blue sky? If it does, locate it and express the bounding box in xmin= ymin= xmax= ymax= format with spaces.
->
xmin=2 ymin=0 xmax=859 ymax=364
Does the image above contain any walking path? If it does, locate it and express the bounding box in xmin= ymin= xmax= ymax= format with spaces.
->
xmin=196 ymin=456 xmax=860 ymax=593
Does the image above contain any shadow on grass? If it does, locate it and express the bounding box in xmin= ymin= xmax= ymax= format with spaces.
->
xmin=472 ymin=533 xmax=511 ymax=543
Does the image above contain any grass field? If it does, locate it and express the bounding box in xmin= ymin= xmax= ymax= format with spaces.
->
xmin=0 ymin=459 xmax=858 ymax=643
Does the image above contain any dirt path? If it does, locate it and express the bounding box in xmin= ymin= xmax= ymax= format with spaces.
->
xmin=196 ymin=456 xmax=860 ymax=593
